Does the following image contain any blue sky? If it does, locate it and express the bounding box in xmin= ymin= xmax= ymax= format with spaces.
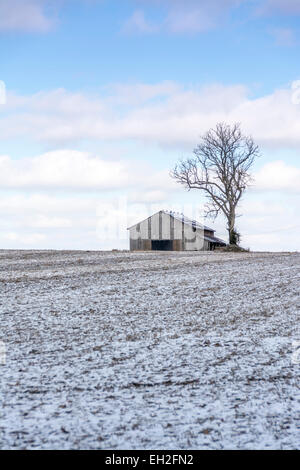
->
xmin=0 ymin=0 xmax=300 ymax=250
xmin=2 ymin=1 xmax=299 ymax=95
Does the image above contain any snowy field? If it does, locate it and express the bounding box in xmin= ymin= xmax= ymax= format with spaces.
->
xmin=0 ymin=249 xmax=299 ymax=450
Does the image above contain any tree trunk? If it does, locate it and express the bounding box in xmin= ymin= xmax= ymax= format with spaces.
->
xmin=227 ymin=211 xmax=238 ymax=245
xmin=228 ymin=228 xmax=238 ymax=245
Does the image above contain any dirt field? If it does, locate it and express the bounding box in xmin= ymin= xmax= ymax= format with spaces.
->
xmin=0 ymin=250 xmax=299 ymax=449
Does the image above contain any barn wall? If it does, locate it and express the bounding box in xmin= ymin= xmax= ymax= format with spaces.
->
xmin=173 ymin=216 xmax=182 ymax=240
xmin=129 ymin=224 xmax=139 ymax=241
xmin=185 ymin=228 xmax=205 ymax=251
xmin=151 ymin=212 xmax=160 ymax=240
xmin=162 ymin=211 xmax=171 ymax=239
xmin=129 ymin=218 xmax=150 ymax=241
xmin=173 ymin=239 xmax=182 ymax=251
xmin=143 ymin=239 xmax=151 ymax=250
xmin=130 ymin=238 xmax=151 ymax=251
xmin=129 ymin=211 xmax=209 ymax=251
xmin=173 ymin=217 xmax=205 ymax=251
xmin=203 ymin=239 xmax=210 ymax=251
xmin=140 ymin=219 xmax=149 ymax=239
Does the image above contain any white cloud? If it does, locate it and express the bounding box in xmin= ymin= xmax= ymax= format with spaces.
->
xmin=127 ymin=0 xmax=242 ymax=34
xmin=237 ymin=197 xmax=300 ymax=251
xmin=123 ymin=10 xmax=159 ymax=34
xmin=29 ymin=214 xmax=72 ymax=228
xmin=213 ymin=161 xmax=300 ymax=250
xmin=1 ymin=0 xmax=300 ymax=36
xmin=270 ymin=27 xmax=296 ymax=46
xmin=0 ymin=156 xmax=298 ymax=251
xmin=253 ymin=161 xmax=300 ymax=192
xmin=1 ymin=82 xmax=300 ymax=251
xmin=2 ymin=82 xmax=300 ymax=150
xmin=128 ymin=189 xmax=168 ymax=203
xmin=0 ymin=0 xmax=56 ymax=33
xmin=0 ymin=149 xmax=176 ymax=195
xmin=260 ymin=0 xmax=300 ymax=15
xmin=163 ymin=0 xmax=240 ymax=34
xmin=0 ymin=193 xmax=173 ymax=249
xmin=124 ymin=1 xmax=300 ymax=36
xmin=2 ymin=231 xmax=47 ymax=245
xmin=0 ymin=188 xmax=299 ymax=251
xmin=107 ymin=81 xmax=180 ymax=105
xmin=0 ymin=150 xmax=129 ymax=190
xmin=0 ymin=193 xmax=91 ymax=214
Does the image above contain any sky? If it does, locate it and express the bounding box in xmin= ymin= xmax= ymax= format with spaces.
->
xmin=0 ymin=0 xmax=300 ymax=251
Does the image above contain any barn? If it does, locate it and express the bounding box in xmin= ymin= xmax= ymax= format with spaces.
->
xmin=127 ymin=210 xmax=226 ymax=251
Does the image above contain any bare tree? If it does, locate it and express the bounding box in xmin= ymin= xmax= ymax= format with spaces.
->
xmin=171 ymin=122 xmax=259 ymax=245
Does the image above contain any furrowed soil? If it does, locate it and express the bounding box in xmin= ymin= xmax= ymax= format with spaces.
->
xmin=0 ymin=250 xmax=299 ymax=449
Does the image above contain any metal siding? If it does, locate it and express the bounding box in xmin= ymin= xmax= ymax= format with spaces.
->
xmin=151 ymin=212 xmax=160 ymax=240
xmin=159 ymin=211 xmax=162 ymax=240
xmin=129 ymin=226 xmax=139 ymax=240
xmin=140 ymin=219 xmax=149 ymax=239
xmin=173 ymin=217 xmax=182 ymax=239
xmin=170 ymin=214 xmax=174 ymax=240
xmin=161 ymin=212 xmax=171 ymax=239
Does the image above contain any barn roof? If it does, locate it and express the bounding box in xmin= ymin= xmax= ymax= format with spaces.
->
xmin=204 ymin=234 xmax=227 ymax=245
xmin=163 ymin=210 xmax=215 ymax=232
xmin=127 ymin=210 xmax=215 ymax=232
